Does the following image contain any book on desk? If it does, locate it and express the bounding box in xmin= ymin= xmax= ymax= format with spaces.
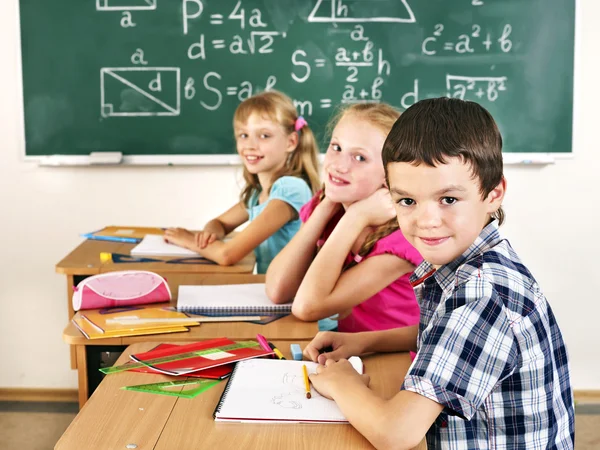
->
xmin=177 ymin=283 xmax=293 ymax=316
xmin=130 ymin=234 xmax=203 ymax=257
xmin=82 ymin=226 xmax=165 ymax=243
xmin=72 ymin=305 xmax=199 ymax=339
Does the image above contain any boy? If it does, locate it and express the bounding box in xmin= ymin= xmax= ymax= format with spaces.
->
xmin=304 ymin=98 xmax=574 ymax=449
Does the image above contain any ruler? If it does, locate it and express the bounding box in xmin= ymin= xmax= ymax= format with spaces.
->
xmin=100 ymin=340 xmax=261 ymax=375
xmin=122 ymin=379 xmax=221 ymax=399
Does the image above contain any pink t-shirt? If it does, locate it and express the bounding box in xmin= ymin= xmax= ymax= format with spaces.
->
xmin=299 ymin=193 xmax=422 ymax=333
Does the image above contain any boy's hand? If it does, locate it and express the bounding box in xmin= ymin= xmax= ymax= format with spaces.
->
xmin=164 ymin=228 xmax=196 ymax=249
xmin=195 ymin=230 xmax=218 ymax=249
xmin=347 ymin=188 xmax=396 ymax=227
xmin=309 ymin=359 xmax=370 ymax=400
xmin=303 ymin=331 xmax=365 ymax=365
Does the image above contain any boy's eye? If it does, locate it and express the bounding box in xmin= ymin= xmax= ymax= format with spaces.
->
xmin=397 ymin=198 xmax=415 ymax=206
xmin=441 ymin=197 xmax=457 ymax=205
xmin=353 ymin=154 xmax=366 ymax=162
xmin=238 ymin=133 xmax=248 ymax=139
xmin=260 ymin=133 xmax=271 ymax=139
xmin=330 ymin=143 xmax=341 ymax=152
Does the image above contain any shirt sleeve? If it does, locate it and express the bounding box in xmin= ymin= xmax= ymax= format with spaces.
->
xmin=402 ymin=277 xmax=518 ymax=420
xmin=366 ymin=229 xmax=423 ymax=267
xmin=269 ymin=176 xmax=312 ymax=215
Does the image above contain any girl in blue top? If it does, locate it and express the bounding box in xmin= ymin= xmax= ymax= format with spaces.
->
xmin=165 ymin=90 xmax=320 ymax=273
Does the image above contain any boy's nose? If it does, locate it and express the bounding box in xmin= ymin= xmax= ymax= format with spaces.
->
xmin=417 ymin=204 xmax=442 ymax=228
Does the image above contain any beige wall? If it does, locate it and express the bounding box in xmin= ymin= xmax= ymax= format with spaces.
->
xmin=1 ymin=0 xmax=598 ymax=389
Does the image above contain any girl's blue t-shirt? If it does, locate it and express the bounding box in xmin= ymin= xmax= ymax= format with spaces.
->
xmin=247 ymin=176 xmax=312 ymax=274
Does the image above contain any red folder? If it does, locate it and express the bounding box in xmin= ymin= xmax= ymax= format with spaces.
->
xmin=126 ymin=344 xmax=234 ymax=379
xmin=130 ymin=338 xmax=273 ymax=376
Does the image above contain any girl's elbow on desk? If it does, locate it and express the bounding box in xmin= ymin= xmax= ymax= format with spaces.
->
xmin=291 ymin=299 xmax=324 ymax=322
xmin=265 ymin=281 xmax=294 ymax=305
xmin=208 ymin=248 xmax=240 ymax=266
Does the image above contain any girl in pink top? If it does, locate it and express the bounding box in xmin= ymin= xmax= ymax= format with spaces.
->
xmin=266 ymin=103 xmax=422 ymax=333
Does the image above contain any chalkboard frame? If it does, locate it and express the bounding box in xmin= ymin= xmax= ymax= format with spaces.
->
xmin=17 ymin=0 xmax=578 ymax=166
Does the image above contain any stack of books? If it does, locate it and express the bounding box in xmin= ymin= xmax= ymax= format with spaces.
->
xmin=82 ymin=225 xmax=165 ymax=243
xmin=71 ymin=305 xmax=199 ymax=339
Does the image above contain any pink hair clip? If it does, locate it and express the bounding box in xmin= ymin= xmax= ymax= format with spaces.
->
xmin=294 ymin=116 xmax=308 ymax=131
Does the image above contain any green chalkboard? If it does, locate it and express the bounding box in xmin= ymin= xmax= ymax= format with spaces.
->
xmin=20 ymin=0 xmax=575 ymax=160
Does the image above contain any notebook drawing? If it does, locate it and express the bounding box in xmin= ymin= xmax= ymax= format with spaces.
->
xmin=131 ymin=234 xmax=202 ymax=257
xmin=214 ymin=357 xmax=363 ymax=424
xmin=177 ymin=283 xmax=292 ymax=315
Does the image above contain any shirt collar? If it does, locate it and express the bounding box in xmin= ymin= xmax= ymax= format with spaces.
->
xmin=410 ymin=220 xmax=503 ymax=292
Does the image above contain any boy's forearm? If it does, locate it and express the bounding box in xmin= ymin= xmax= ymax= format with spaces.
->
xmin=359 ymin=326 xmax=419 ymax=354
xmin=329 ymin=381 xmax=416 ymax=450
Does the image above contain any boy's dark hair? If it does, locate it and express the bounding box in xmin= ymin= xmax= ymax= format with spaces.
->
xmin=382 ymin=97 xmax=505 ymax=225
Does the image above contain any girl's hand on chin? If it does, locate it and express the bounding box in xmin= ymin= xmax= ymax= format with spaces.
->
xmin=347 ymin=188 xmax=396 ymax=227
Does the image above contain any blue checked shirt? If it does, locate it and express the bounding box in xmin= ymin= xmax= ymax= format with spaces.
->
xmin=403 ymin=221 xmax=574 ymax=449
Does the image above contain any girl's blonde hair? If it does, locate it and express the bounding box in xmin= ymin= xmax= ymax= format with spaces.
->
xmin=234 ymin=90 xmax=321 ymax=206
xmin=322 ymin=103 xmax=401 ymax=268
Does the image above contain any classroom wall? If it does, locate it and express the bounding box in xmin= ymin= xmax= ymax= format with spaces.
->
xmin=1 ymin=0 xmax=598 ymax=390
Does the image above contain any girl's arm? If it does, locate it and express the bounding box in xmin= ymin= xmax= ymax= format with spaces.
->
xmin=310 ymin=361 xmax=443 ymax=450
xmin=265 ymin=198 xmax=341 ymax=304
xmin=198 ymin=202 xmax=250 ymax=245
xmin=164 ymin=202 xmax=248 ymax=252
xmin=292 ymin=210 xmax=414 ymax=322
xmin=167 ymin=200 xmax=297 ymax=266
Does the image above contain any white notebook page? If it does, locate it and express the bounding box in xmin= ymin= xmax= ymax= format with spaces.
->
xmin=178 ymin=283 xmax=289 ymax=309
xmin=215 ymin=357 xmax=363 ymax=423
xmin=130 ymin=234 xmax=201 ymax=257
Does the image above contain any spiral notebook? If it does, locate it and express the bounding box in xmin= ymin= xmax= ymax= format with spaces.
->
xmin=177 ymin=283 xmax=292 ymax=315
xmin=131 ymin=234 xmax=202 ymax=257
xmin=214 ymin=357 xmax=363 ymax=423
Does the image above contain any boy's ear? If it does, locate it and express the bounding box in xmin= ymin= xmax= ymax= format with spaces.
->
xmin=486 ymin=177 xmax=506 ymax=213
xmin=286 ymin=131 xmax=299 ymax=153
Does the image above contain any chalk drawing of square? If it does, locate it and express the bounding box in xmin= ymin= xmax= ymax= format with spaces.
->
xmin=101 ymin=67 xmax=180 ymax=118
xmin=96 ymin=0 xmax=157 ymax=12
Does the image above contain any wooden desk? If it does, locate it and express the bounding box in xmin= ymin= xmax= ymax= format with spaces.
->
xmin=64 ymin=309 xmax=318 ymax=408
xmin=56 ymin=342 xmax=426 ymax=450
xmin=56 ymin=239 xmax=256 ymax=369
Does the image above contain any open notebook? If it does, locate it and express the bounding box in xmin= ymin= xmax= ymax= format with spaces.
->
xmin=177 ymin=283 xmax=292 ymax=315
xmin=214 ymin=357 xmax=363 ymax=423
xmin=130 ymin=234 xmax=202 ymax=257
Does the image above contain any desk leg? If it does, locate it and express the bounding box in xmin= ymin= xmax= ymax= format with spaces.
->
xmin=75 ymin=345 xmax=89 ymax=410
xmin=66 ymin=276 xmax=77 ymax=370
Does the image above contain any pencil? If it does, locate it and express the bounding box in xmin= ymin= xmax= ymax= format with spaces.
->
xmin=302 ymin=364 xmax=311 ymax=399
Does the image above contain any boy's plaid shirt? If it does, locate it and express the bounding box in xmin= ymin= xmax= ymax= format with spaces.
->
xmin=403 ymin=221 xmax=574 ymax=449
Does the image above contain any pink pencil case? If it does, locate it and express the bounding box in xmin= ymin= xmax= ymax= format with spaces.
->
xmin=72 ymin=270 xmax=171 ymax=311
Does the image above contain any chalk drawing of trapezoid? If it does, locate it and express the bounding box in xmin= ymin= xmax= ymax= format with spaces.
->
xmin=100 ymin=67 xmax=181 ymax=118
xmin=308 ymin=0 xmax=415 ymax=23
xmin=96 ymin=0 xmax=157 ymax=12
